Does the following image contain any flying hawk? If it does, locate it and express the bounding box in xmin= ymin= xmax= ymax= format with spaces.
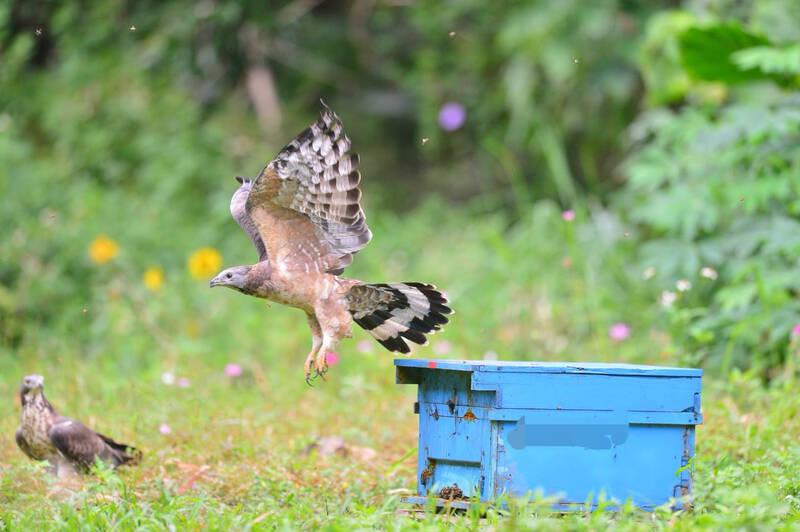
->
xmin=210 ymin=101 xmax=453 ymax=381
xmin=15 ymin=375 xmax=140 ymax=477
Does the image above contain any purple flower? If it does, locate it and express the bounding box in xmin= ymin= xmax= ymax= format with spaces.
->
xmin=438 ymin=102 xmax=466 ymax=131
xmin=177 ymin=377 xmax=190 ymax=388
xmin=325 ymin=352 xmax=340 ymax=366
xmin=608 ymin=323 xmax=630 ymax=341
xmin=561 ymin=210 xmax=575 ymax=222
xmin=159 ymin=423 xmax=171 ymax=435
xmin=225 ymin=363 xmax=243 ymax=377
xmin=792 ymin=324 xmax=800 ymax=337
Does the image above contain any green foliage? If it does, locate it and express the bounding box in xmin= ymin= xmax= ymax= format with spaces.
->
xmin=732 ymin=44 xmax=800 ymax=76
xmin=0 ymin=0 xmax=666 ymax=348
xmin=0 ymin=0 xmax=666 ymax=218
xmin=380 ymin=0 xmax=658 ymax=204
xmin=0 ymin=33 xmax=236 ymax=346
xmin=678 ymin=22 xmax=772 ymax=84
xmin=622 ymin=8 xmax=800 ymax=372
xmin=638 ymin=11 xmax=698 ymax=106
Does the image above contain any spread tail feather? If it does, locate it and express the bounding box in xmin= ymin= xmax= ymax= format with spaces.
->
xmin=347 ymin=282 xmax=453 ymax=353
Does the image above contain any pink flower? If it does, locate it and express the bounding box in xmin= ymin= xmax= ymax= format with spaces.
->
xmin=325 ymin=352 xmax=340 ymax=366
xmin=438 ymin=102 xmax=466 ymax=131
xmin=158 ymin=423 xmax=171 ymax=435
xmin=792 ymin=324 xmax=800 ymax=337
xmin=561 ymin=210 xmax=575 ymax=221
xmin=608 ymin=323 xmax=630 ymax=341
xmin=177 ymin=377 xmax=190 ymax=388
xmin=225 ymin=363 xmax=243 ymax=377
xmin=356 ymin=340 xmax=373 ymax=353
xmin=434 ymin=340 xmax=452 ymax=355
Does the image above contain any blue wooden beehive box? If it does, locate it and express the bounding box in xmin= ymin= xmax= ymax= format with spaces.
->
xmin=395 ymin=359 xmax=702 ymax=510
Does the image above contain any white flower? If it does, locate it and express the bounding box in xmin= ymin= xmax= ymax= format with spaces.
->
xmin=661 ymin=291 xmax=677 ymax=307
xmin=676 ymin=279 xmax=692 ymax=292
xmin=700 ymin=267 xmax=718 ymax=280
xmin=642 ymin=267 xmax=655 ymax=280
xmin=161 ymin=372 xmax=176 ymax=385
xmin=483 ymin=350 xmax=498 ymax=361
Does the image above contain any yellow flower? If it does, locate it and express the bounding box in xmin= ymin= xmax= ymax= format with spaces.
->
xmin=188 ymin=247 xmax=222 ymax=280
xmin=143 ymin=267 xmax=165 ymax=292
xmin=89 ymin=235 xmax=119 ymax=264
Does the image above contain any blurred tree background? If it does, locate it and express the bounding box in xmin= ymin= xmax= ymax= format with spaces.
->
xmin=1 ymin=0 xmax=799 ymax=376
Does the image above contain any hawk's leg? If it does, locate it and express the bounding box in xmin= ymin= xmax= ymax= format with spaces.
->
xmin=304 ymin=314 xmax=323 ymax=384
xmin=311 ymin=298 xmax=352 ymax=378
xmin=314 ymin=335 xmax=340 ymax=377
xmin=53 ymin=457 xmax=79 ymax=479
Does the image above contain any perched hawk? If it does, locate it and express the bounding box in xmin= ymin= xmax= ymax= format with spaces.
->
xmin=15 ymin=375 xmax=140 ymax=477
xmin=210 ymin=101 xmax=453 ymax=381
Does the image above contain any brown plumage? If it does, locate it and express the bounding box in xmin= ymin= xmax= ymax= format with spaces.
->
xmin=211 ymin=101 xmax=454 ymax=381
xmin=15 ymin=375 xmax=140 ymax=477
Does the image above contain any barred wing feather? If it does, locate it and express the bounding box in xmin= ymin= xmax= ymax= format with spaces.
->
xmin=245 ymin=101 xmax=372 ymax=274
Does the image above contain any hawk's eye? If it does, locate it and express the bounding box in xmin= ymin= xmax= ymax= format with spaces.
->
xmin=226 ymin=273 xmax=233 ymax=279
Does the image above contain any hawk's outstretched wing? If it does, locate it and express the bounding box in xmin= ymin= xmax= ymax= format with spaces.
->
xmin=243 ymin=101 xmax=372 ymax=274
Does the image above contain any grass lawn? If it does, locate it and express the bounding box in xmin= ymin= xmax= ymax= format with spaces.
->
xmin=1 ymin=351 xmax=799 ymax=530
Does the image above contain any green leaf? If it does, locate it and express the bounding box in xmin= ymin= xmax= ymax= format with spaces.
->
xmin=638 ymin=10 xmax=698 ymax=105
xmin=714 ymin=283 xmax=758 ymax=312
xmin=732 ymin=44 xmax=800 ymax=76
xmin=678 ymin=22 xmax=772 ymax=83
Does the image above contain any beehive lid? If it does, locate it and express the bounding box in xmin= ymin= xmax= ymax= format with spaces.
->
xmin=394 ymin=359 xmax=702 ymax=377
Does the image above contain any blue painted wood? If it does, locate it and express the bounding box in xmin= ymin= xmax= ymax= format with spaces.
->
xmin=396 ymin=359 xmax=702 ymax=377
xmin=419 ymin=405 xmax=701 ymax=425
xmin=472 ymin=373 xmax=700 ymax=412
xmin=396 ymin=359 xmax=702 ymax=510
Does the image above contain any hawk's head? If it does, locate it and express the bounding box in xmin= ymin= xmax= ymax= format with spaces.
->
xmin=209 ymin=265 xmax=253 ymax=292
xmin=20 ymin=374 xmax=44 ymax=404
